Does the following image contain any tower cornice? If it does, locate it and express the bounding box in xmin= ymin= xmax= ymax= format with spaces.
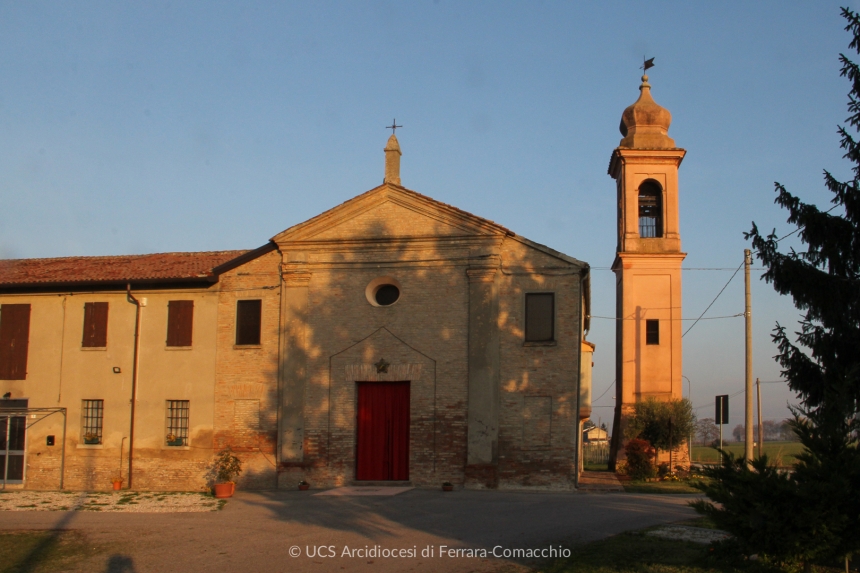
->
xmin=608 ymin=147 xmax=686 ymax=179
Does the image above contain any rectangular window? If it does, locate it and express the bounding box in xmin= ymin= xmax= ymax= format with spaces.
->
xmin=0 ymin=304 xmax=31 ymax=380
xmin=646 ymin=319 xmax=660 ymax=345
xmin=81 ymin=400 xmax=104 ymax=444
xmin=166 ymin=400 xmax=190 ymax=446
xmin=0 ymin=399 xmax=28 ymax=483
xmin=235 ymin=299 xmax=262 ymax=346
xmin=166 ymin=300 xmax=193 ymax=347
xmin=525 ymin=293 xmax=555 ymax=342
xmin=82 ymin=302 xmax=109 ymax=348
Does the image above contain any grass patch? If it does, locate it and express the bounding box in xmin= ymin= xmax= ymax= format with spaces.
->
xmin=538 ymin=528 xmax=853 ymax=573
xmin=583 ymin=462 xmax=609 ymax=472
xmin=539 ymin=530 xmax=737 ymax=573
xmin=691 ymin=442 xmax=804 ymax=466
xmin=679 ymin=516 xmax=720 ymax=530
xmin=622 ymin=480 xmax=705 ymax=494
xmin=0 ymin=530 xmax=102 ymax=573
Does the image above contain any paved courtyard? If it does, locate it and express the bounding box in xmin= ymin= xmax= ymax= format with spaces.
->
xmin=0 ymin=488 xmax=699 ymax=573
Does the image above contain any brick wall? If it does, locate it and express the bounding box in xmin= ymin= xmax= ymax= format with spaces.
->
xmin=213 ymin=249 xmax=282 ymax=490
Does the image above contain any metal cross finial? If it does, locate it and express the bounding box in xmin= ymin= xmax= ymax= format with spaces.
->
xmin=386 ymin=119 xmax=402 ymax=134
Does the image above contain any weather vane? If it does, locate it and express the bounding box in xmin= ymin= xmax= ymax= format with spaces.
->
xmin=641 ymin=56 xmax=655 ymax=72
xmin=386 ymin=119 xmax=402 ymax=134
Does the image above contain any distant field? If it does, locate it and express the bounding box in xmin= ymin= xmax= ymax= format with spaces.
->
xmin=691 ymin=441 xmax=805 ymax=466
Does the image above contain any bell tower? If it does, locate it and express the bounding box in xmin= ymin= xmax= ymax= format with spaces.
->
xmin=608 ymin=75 xmax=686 ymax=467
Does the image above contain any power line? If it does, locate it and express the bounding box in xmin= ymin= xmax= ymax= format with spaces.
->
xmin=591 ymin=380 xmax=615 ymax=403
xmin=590 ymin=313 xmax=743 ymax=322
xmin=683 ymin=261 xmax=744 ymax=338
xmin=590 ymin=266 xmax=767 ymax=271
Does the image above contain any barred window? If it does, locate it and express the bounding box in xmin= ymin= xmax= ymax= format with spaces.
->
xmin=81 ymin=400 xmax=104 ymax=445
xmin=166 ymin=400 xmax=190 ymax=446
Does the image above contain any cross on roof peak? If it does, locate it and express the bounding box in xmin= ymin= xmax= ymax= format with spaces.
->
xmin=386 ymin=119 xmax=402 ymax=134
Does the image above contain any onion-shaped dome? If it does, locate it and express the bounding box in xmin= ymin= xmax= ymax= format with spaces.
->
xmin=619 ymin=75 xmax=675 ymax=148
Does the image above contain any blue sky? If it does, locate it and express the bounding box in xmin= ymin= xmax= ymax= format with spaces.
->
xmin=0 ymin=1 xmax=855 ymax=427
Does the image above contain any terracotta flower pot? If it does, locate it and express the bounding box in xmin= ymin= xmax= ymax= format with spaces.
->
xmin=442 ymin=484 xmax=453 ymax=492
xmin=214 ymin=482 xmax=236 ymax=498
xmin=298 ymin=484 xmax=309 ymax=491
xmin=112 ymin=480 xmax=123 ymax=491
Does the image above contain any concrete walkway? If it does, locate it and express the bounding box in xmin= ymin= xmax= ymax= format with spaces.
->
xmin=577 ymin=471 xmax=625 ymax=492
xmin=1 ymin=488 xmax=698 ymax=573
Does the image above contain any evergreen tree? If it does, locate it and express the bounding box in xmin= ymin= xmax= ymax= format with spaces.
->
xmin=746 ymin=11 xmax=860 ymax=424
xmin=696 ymin=8 xmax=860 ymax=569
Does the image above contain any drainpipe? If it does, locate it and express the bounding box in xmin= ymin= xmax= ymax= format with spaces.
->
xmin=573 ymin=267 xmax=588 ymax=490
xmin=126 ymin=283 xmax=142 ymax=489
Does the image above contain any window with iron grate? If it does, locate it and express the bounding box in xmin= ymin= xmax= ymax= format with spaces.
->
xmin=81 ymin=400 xmax=104 ymax=444
xmin=166 ymin=400 xmax=190 ymax=446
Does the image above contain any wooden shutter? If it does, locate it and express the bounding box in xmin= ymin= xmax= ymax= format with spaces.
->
xmin=166 ymin=300 xmax=194 ymax=347
xmin=235 ymin=300 xmax=262 ymax=345
xmin=0 ymin=304 xmax=31 ymax=380
xmin=82 ymin=302 xmax=109 ymax=347
xmin=525 ymin=293 xmax=554 ymax=342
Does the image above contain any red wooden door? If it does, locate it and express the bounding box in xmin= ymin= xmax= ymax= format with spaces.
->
xmin=356 ymin=382 xmax=410 ymax=481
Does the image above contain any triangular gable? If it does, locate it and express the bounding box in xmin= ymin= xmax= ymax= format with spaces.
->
xmin=271 ymin=183 xmax=512 ymax=243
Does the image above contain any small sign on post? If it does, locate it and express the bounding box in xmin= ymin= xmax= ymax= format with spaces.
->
xmin=715 ymin=395 xmax=729 ymax=424
xmin=715 ymin=395 xmax=729 ymax=451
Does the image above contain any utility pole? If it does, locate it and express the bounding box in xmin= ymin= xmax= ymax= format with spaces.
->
xmin=756 ymin=377 xmax=763 ymax=458
xmin=744 ymin=249 xmax=754 ymax=465
xmin=683 ymin=375 xmax=692 ymax=465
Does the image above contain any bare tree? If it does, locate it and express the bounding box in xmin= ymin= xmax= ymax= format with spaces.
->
xmin=695 ymin=418 xmax=719 ymax=445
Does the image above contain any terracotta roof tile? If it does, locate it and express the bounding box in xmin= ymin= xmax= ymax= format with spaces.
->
xmin=0 ymin=250 xmax=248 ymax=287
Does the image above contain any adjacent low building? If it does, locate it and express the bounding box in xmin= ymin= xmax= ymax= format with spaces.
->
xmin=0 ymin=135 xmax=592 ymax=491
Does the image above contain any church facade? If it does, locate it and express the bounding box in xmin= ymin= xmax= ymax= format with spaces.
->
xmin=0 ymin=135 xmax=592 ymax=491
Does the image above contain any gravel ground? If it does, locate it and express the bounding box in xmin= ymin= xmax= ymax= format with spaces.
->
xmin=646 ymin=525 xmax=731 ymax=544
xmin=0 ymin=490 xmax=221 ymax=512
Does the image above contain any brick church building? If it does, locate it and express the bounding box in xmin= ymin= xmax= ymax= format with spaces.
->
xmin=0 ymin=132 xmax=593 ymax=491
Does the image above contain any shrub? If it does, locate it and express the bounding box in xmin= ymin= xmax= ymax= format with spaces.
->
xmin=213 ymin=448 xmax=243 ymax=483
xmin=624 ymin=438 xmax=656 ymax=480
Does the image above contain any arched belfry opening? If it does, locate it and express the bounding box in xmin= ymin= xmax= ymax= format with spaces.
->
xmin=638 ymin=181 xmax=663 ymax=238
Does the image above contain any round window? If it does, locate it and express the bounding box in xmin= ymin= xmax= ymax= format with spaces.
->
xmin=365 ymin=277 xmax=402 ymax=307
xmin=374 ymin=284 xmax=400 ymax=306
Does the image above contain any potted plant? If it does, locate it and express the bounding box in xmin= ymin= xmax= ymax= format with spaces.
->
xmin=166 ymin=433 xmax=184 ymax=447
xmin=298 ymin=480 xmax=310 ymax=491
xmin=212 ymin=447 xmax=242 ymax=498
xmin=442 ymin=481 xmax=454 ymax=492
xmin=83 ymin=432 xmax=100 ymax=445
xmin=111 ymin=477 xmax=124 ymax=491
